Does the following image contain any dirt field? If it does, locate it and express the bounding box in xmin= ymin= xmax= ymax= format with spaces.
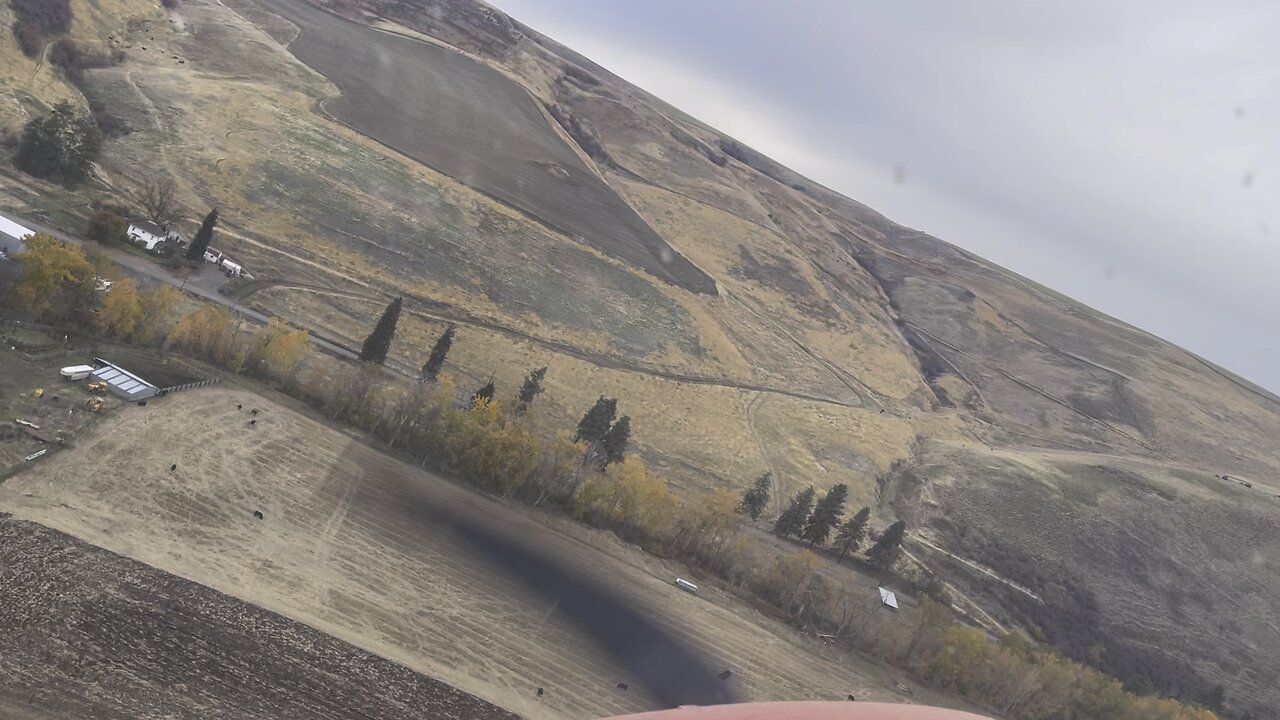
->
xmin=246 ymin=0 xmax=713 ymax=296
xmin=0 ymin=513 xmax=516 ymax=720
xmin=0 ymin=385 xmax=969 ymax=720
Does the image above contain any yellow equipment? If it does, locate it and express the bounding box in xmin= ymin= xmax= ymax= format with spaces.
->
xmin=85 ymin=381 xmax=107 ymax=394
xmin=85 ymin=397 xmax=105 ymax=412
xmin=32 ymin=388 xmax=43 ymax=398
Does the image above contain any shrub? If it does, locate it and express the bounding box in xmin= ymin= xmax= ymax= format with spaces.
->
xmin=49 ymin=39 xmax=119 ymax=85
xmin=15 ymin=102 xmax=102 ymax=183
xmin=86 ymin=209 xmax=128 ymax=244
xmin=11 ymin=0 xmax=72 ymax=58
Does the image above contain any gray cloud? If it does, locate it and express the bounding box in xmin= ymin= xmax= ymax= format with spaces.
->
xmin=490 ymin=0 xmax=1280 ymax=390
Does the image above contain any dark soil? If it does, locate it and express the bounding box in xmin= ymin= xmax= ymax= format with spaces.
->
xmin=0 ymin=513 xmax=519 ymax=720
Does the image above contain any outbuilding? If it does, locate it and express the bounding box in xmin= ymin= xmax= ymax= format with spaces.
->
xmin=0 ymin=214 xmax=34 ymax=257
xmin=878 ymin=586 xmax=899 ymax=611
xmin=90 ymin=358 xmax=159 ymax=401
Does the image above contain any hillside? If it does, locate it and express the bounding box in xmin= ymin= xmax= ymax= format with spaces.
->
xmin=1 ymin=0 xmax=1278 ymax=717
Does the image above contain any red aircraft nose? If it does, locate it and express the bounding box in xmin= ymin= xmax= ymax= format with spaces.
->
xmin=602 ymin=701 xmax=992 ymax=720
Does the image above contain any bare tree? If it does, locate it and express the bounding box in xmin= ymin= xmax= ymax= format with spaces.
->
xmin=141 ymin=178 xmax=181 ymax=227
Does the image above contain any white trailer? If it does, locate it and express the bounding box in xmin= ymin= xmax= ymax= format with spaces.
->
xmin=674 ymin=578 xmax=698 ymax=595
xmin=60 ymin=365 xmax=95 ymax=381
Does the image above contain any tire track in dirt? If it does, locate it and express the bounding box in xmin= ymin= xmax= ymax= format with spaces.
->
xmin=904 ymin=322 xmax=1164 ymax=455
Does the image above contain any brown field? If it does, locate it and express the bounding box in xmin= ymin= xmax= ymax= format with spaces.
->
xmin=0 ymin=385 xmax=970 ymax=720
xmin=0 ymin=513 xmax=516 ymax=720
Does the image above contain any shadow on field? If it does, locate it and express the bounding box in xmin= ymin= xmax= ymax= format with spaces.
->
xmin=336 ymin=440 xmax=737 ymax=709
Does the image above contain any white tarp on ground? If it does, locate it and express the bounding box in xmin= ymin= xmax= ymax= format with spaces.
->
xmin=878 ymin=586 xmax=899 ymax=610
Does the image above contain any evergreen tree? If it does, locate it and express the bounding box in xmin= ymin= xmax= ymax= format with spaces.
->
xmin=574 ymin=396 xmax=616 ymax=444
xmin=600 ymin=415 xmax=631 ymax=467
xmin=16 ymin=102 xmax=101 ymax=182
xmin=359 ymin=296 xmax=402 ymax=364
xmin=773 ymin=486 xmax=814 ymax=538
xmin=868 ymin=519 xmax=907 ymax=569
xmin=834 ymin=506 xmax=871 ymax=563
xmin=471 ymin=375 xmax=495 ymax=406
xmin=514 ymin=366 xmax=547 ymax=415
xmin=419 ymin=325 xmax=456 ymax=383
xmin=802 ymin=483 xmax=849 ymax=547
xmin=186 ymin=208 xmax=219 ymax=261
xmin=739 ymin=471 xmax=772 ymax=520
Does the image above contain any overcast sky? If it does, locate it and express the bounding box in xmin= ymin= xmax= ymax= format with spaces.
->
xmin=488 ymin=0 xmax=1279 ymax=392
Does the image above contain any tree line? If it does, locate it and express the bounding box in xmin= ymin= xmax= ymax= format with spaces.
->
xmin=0 ymin=239 xmax=1221 ymax=720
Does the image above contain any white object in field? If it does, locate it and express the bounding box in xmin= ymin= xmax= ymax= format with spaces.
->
xmin=221 ymin=259 xmax=243 ymax=276
xmin=25 ymin=449 xmax=47 ymax=461
xmin=204 ymin=248 xmax=223 ymax=263
xmin=674 ymin=578 xmax=698 ymax=594
xmin=61 ymin=365 xmax=95 ymax=381
xmin=15 ymin=418 xmax=40 ymax=430
xmin=0 ymin=214 xmax=34 ymax=247
xmin=878 ymin=586 xmax=899 ymax=610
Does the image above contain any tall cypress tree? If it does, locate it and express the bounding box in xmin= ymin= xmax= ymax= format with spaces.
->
xmin=802 ymin=483 xmax=849 ymax=547
xmin=420 ymin=325 xmax=456 ymax=383
xmin=186 ymin=208 xmax=219 ymax=260
xmin=600 ymin=415 xmax=631 ymax=467
xmin=868 ymin=519 xmax=907 ymax=569
xmin=773 ymin=486 xmax=815 ymax=538
xmin=515 ymin=366 xmax=548 ymax=415
xmin=359 ymin=296 xmax=402 ymax=364
xmin=574 ymin=396 xmax=616 ymax=444
xmin=471 ymin=375 xmax=495 ymax=406
xmin=834 ymin=506 xmax=871 ymax=563
xmin=739 ymin=471 xmax=772 ymax=520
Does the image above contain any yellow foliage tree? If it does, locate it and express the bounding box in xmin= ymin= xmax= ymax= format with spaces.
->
xmin=670 ymin=488 xmax=742 ymax=562
xmin=167 ymin=304 xmax=241 ymax=368
xmin=439 ymin=398 xmax=542 ymax=495
xmin=98 ymin=278 xmax=142 ymax=339
xmin=12 ymin=234 xmax=95 ymax=319
xmin=525 ymin=430 xmax=586 ymax=506
xmin=576 ymin=456 xmax=678 ymax=540
xmin=245 ymin=318 xmax=310 ymax=381
xmin=137 ymin=285 xmax=183 ymax=344
xmin=769 ymin=548 xmax=822 ymax=611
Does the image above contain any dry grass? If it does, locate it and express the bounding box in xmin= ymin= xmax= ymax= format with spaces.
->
xmin=0 ymin=385 xmax=965 ymax=719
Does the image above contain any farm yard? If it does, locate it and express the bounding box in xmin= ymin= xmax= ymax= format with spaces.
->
xmin=0 ymin=385 xmax=961 ymax=720
xmin=0 ymin=329 xmax=114 ymax=472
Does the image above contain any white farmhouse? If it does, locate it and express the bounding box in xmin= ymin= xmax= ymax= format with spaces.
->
xmin=127 ymin=220 xmax=182 ymax=251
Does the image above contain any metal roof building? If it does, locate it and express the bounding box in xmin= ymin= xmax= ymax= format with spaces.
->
xmin=878 ymin=586 xmax=899 ymax=611
xmin=0 ymin=214 xmax=34 ymax=254
xmin=91 ymin=358 xmax=158 ymax=401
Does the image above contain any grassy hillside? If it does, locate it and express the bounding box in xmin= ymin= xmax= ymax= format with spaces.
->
xmin=1 ymin=0 xmax=1277 ymax=716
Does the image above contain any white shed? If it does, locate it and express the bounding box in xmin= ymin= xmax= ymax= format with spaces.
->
xmin=878 ymin=586 xmax=899 ymax=611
